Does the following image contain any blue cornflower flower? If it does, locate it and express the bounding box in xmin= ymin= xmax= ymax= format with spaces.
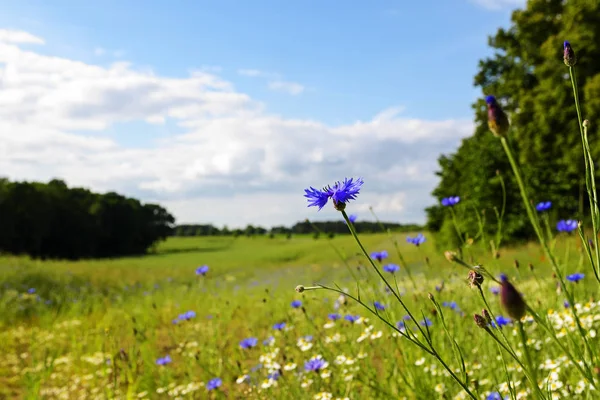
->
xmin=328 ymin=313 xmax=341 ymax=321
xmin=491 ymin=316 xmax=512 ymax=328
xmin=304 ymin=177 xmax=364 ymax=211
xmin=420 ymin=318 xmax=433 ymax=327
xmin=490 ymin=286 xmax=500 ymax=295
xmin=156 ymin=355 xmax=172 ymax=365
xmin=239 ymin=337 xmax=258 ymax=349
xmin=486 ymin=95 xmax=510 ymax=138
xmin=303 ymin=335 xmax=313 ymax=341
xmin=396 ymin=321 xmax=405 ymax=330
xmin=267 ymin=371 xmax=281 ymax=380
xmin=263 ymin=336 xmax=275 ymax=346
xmin=344 ymin=315 xmax=360 ymax=323
xmin=403 ymin=315 xmax=411 ymax=320
xmin=206 ymin=377 xmax=222 ymax=391
xmin=406 ymin=233 xmax=426 ymax=246
xmin=196 ymin=265 xmax=209 ymax=275
xmin=383 ymin=264 xmax=400 ymax=274
xmin=273 ymin=322 xmax=286 ymax=330
xmin=27 ymin=288 xmax=36 ymax=294
xmin=183 ymin=311 xmax=196 ymax=320
xmin=348 ymin=214 xmax=358 ymax=223
xmin=441 ymin=196 xmax=460 ymax=207
xmin=557 ymin=219 xmax=578 ymax=232
xmin=370 ymin=250 xmax=388 ymax=262
xmin=442 ymin=301 xmax=459 ymax=310
xmin=564 ymin=300 xmax=570 ymax=308
xmin=564 ymin=40 xmax=576 ymax=66
xmin=373 ymin=301 xmax=385 ymax=311
xmin=486 ymin=392 xmax=507 ymax=400
xmin=535 ymin=201 xmax=552 ymax=212
xmin=567 ymin=272 xmax=585 ymax=283
xmin=291 ymin=300 xmax=302 ymax=308
xmin=304 ymin=356 xmax=328 ymax=372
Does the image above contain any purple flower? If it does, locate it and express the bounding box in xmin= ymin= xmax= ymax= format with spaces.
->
xmin=240 ymin=337 xmax=258 ymax=349
xmin=420 ymin=318 xmax=433 ymax=327
xmin=263 ymin=336 xmax=275 ymax=346
xmin=564 ymin=40 xmax=576 ymax=66
xmin=396 ymin=321 xmax=405 ymax=330
xmin=27 ymin=288 xmax=36 ymax=294
xmin=486 ymin=95 xmax=510 ymax=138
xmin=486 ymin=392 xmax=508 ymax=400
xmin=156 ymin=355 xmax=172 ymax=365
xmin=442 ymin=301 xmax=459 ymax=311
xmin=406 ymin=233 xmax=426 ymax=246
xmin=383 ymin=264 xmax=400 ymax=274
xmin=328 ymin=313 xmax=341 ymax=321
xmin=344 ymin=314 xmax=360 ymax=323
xmin=499 ymin=274 xmax=526 ymax=321
xmin=207 ymin=377 xmax=222 ymax=391
xmin=304 ymin=356 xmax=328 ymax=372
xmin=567 ymin=272 xmax=585 ymax=283
xmin=348 ymin=214 xmax=358 ymax=223
xmin=557 ymin=219 xmax=578 ymax=233
xmin=564 ymin=301 xmax=570 ymax=308
xmin=441 ymin=196 xmax=460 ymax=207
xmin=370 ymin=250 xmax=388 ymax=262
xmin=373 ymin=301 xmax=385 ymax=311
xmin=291 ymin=300 xmax=302 ymax=308
xmin=267 ymin=371 xmax=281 ymax=380
xmin=196 ymin=265 xmax=209 ymax=275
xmin=273 ymin=322 xmax=286 ymax=330
xmin=490 ymin=286 xmax=500 ymax=295
xmin=304 ymin=177 xmax=364 ymax=211
xmin=535 ymin=201 xmax=552 ymax=212
xmin=491 ymin=315 xmax=512 ymax=328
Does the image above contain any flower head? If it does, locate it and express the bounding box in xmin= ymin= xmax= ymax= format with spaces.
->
xmin=207 ymin=377 xmax=222 ymax=391
xmin=564 ymin=40 xmax=576 ymax=66
xmin=370 ymin=250 xmax=388 ymax=262
xmin=485 ymin=95 xmax=510 ymax=137
xmin=567 ymin=272 xmax=585 ymax=283
xmin=304 ymin=177 xmax=364 ymax=211
xmin=291 ymin=300 xmax=302 ymax=308
xmin=557 ymin=219 xmax=578 ymax=232
xmin=27 ymin=288 xmax=36 ymax=294
xmin=328 ymin=313 xmax=341 ymax=321
xmin=406 ymin=233 xmax=426 ymax=246
xmin=490 ymin=286 xmax=500 ymax=295
xmin=441 ymin=196 xmax=460 ymax=207
xmin=373 ymin=301 xmax=385 ymax=311
xmin=273 ymin=322 xmax=286 ymax=330
xmin=420 ymin=318 xmax=433 ymax=327
xmin=492 ymin=315 xmax=512 ymax=328
xmin=196 ymin=265 xmax=209 ymax=275
xmin=383 ymin=264 xmax=400 ymax=274
xmin=304 ymin=356 xmax=328 ymax=372
xmin=348 ymin=214 xmax=358 ymax=223
xmin=535 ymin=201 xmax=552 ymax=212
xmin=344 ymin=314 xmax=360 ymax=323
xmin=240 ymin=337 xmax=258 ymax=349
xmin=468 ymin=270 xmax=484 ymax=288
xmin=499 ymin=274 xmax=526 ymax=320
xmin=156 ymin=355 xmax=172 ymax=365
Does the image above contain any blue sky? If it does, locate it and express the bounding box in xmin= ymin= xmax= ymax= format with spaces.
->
xmin=0 ymin=0 xmax=523 ymax=227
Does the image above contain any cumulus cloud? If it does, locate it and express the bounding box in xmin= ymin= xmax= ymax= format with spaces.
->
xmin=0 ymin=29 xmax=44 ymax=44
xmin=469 ymin=0 xmax=525 ymax=11
xmin=0 ymin=29 xmax=473 ymax=227
xmin=267 ymin=80 xmax=305 ymax=95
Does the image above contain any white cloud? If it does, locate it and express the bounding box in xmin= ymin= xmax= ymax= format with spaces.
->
xmin=238 ymin=68 xmax=263 ymax=77
xmin=0 ymin=29 xmax=44 ymax=45
xmin=0 ymin=30 xmax=473 ymax=227
xmin=267 ymin=80 xmax=305 ymax=95
xmin=469 ymin=0 xmax=525 ymax=11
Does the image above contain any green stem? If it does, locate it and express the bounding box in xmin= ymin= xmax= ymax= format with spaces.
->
xmin=517 ymin=321 xmax=536 ymax=383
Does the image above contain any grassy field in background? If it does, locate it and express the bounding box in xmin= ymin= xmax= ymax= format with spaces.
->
xmin=0 ymin=233 xmax=598 ymax=399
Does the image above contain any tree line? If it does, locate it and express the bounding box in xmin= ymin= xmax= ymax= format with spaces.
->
xmin=426 ymin=0 xmax=600 ymax=247
xmin=173 ymin=220 xmax=424 ymax=237
xmin=0 ymin=178 xmax=175 ymax=260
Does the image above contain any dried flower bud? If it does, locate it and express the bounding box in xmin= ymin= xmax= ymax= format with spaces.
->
xmin=428 ymin=292 xmax=435 ymax=301
xmin=482 ymin=309 xmax=492 ymax=325
xmin=295 ymin=285 xmax=305 ymax=293
xmin=514 ymin=259 xmax=520 ymax=269
xmin=474 ymin=314 xmax=487 ymax=329
xmin=486 ymin=95 xmax=510 ymax=138
xmin=468 ymin=270 xmax=484 ymax=288
xmin=444 ymin=251 xmax=458 ymax=262
xmin=583 ymin=119 xmax=590 ymax=129
xmin=499 ymin=274 xmax=526 ymax=320
xmin=528 ymin=263 xmax=534 ymax=272
xmin=564 ymin=41 xmax=576 ymax=67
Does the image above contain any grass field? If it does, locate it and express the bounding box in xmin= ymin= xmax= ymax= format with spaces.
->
xmin=1 ymin=232 xmax=598 ymax=399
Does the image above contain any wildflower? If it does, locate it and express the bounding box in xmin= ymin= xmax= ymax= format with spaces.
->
xmin=314 ymin=392 xmax=333 ymax=400
xmin=557 ymin=219 xmax=578 ymax=232
xmin=490 ymin=286 xmax=500 ymax=295
xmin=567 ymin=272 xmax=585 ymax=283
xmin=370 ymin=250 xmax=388 ymax=262
xmin=304 ymin=356 xmax=328 ymax=372
xmin=156 ymin=355 xmax=172 ymax=365
xmin=441 ymin=196 xmax=460 ymax=207
xmin=406 ymin=233 xmax=426 ymax=246
xmin=383 ymin=263 xmax=400 ymax=274
xmin=348 ymin=214 xmax=357 ymax=223
xmin=236 ymin=374 xmax=250 ymax=384
xmin=442 ymin=301 xmax=459 ymax=310
xmin=177 ymin=311 xmax=196 ymax=321
xmin=486 ymin=392 xmax=506 ymax=400
xmin=420 ymin=318 xmax=433 ymax=327
xmin=284 ymin=362 xmax=297 ymax=371
xmin=474 ymin=314 xmax=487 ymax=329
xmin=468 ymin=270 xmax=484 ymax=288
xmin=536 ymin=201 xmax=552 ymax=212
xmin=328 ymin=313 xmax=341 ymax=321
xmin=344 ymin=315 xmax=360 ymax=323
xmin=564 ymin=41 xmax=576 ymax=66
xmin=485 ymin=95 xmax=510 ymax=137
xmin=396 ymin=321 xmax=406 ymax=330
xmin=499 ymin=274 xmax=526 ymax=320
xmin=304 ymin=177 xmax=364 ymax=211
xmin=444 ymin=251 xmax=458 ymax=262
xmin=373 ymin=301 xmax=385 ymax=311
xmin=240 ymin=337 xmax=258 ymax=349
xmin=206 ymin=378 xmax=222 ymax=391
xmin=273 ymin=322 xmax=286 ymax=330
xmin=291 ymin=300 xmax=302 ymax=308
xmin=195 ymin=265 xmax=209 ymax=275
xmin=295 ymin=285 xmax=305 ymax=293
xmin=492 ymin=316 xmax=512 ymax=328
xmin=563 ymin=301 xmax=570 ymax=308
xmin=27 ymin=288 xmax=36 ymax=294
xmin=263 ymin=336 xmax=275 ymax=346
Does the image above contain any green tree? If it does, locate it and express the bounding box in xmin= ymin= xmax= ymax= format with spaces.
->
xmin=427 ymin=0 xmax=600 ymax=247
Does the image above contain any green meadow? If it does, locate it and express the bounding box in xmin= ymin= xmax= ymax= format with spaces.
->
xmin=1 ymin=233 xmax=598 ymax=399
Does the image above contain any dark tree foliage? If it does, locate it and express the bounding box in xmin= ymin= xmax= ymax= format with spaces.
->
xmin=0 ymin=178 xmax=175 ymax=259
xmin=427 ymin=0 xmax=600 ymax=247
